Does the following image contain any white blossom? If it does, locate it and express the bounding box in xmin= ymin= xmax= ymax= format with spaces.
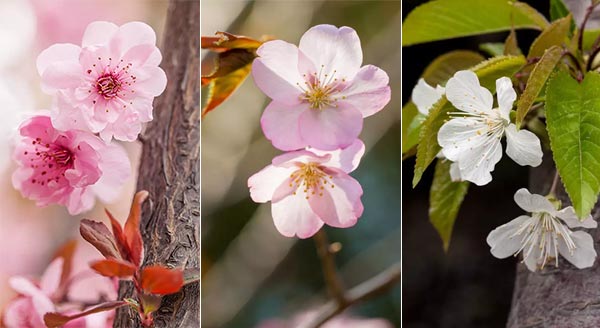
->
xmin=411 ymin=78 xmax=445 ymax=115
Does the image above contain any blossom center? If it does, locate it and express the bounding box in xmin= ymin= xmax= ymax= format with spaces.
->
xmin=290 ymin=162 xmax=335 ymax=199
xmin=96 ymin=73 xmax=122 ymax=99
xmin=25 ymin=138 xmax=75 ymax=187
xmin=297 ymin=65 xmax=345 ymax=110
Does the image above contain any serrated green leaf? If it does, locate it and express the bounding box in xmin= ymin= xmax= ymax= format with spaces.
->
xmin=422 ymin=50 xmax=485 ymax=86
xmin=504 ymin=30 xmax=522 ymax=56
xmin=412 ymin=55 xmax=527 ymax=187
xmin=528 ymin=15 xmax=571 ymax=58
xmin=402 ymin=102 xmax=424 ymax=154
xmin=480 ymin=43 xmax=506 ymax=57
xmin=402 ymin=0 xmax=547 ymax=46
xmin=516 ymin=46 xmax=563 ymax=127
xmin=546 ymin=70 xmax=600 ymax=218
xmin=550 ymin=0 xmax=571 ymax=21
xmin=429 ymin=159 xmax=469 ymax=251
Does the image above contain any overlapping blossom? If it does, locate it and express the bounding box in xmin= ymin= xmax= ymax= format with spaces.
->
xmin=248 ymin=140 xmax=365 ymax=238
xmin=411 ymin=78 xmax=444 ymax=116
xmin=438 ymin=70 xmax=543 ymax=186
xmin=36 ymin=21 xmax=166 ymax=142
xmin=487 ymin=188 xmax=597 ymax=272
xmin=252 ymin=24 xmax=390 ymax=151
xmin=12 ymin=115 xmax=130 ymax=215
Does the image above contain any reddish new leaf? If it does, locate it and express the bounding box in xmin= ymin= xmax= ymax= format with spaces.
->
xmin=52 ymin=239 xmax=77 ymax=292
xmin=105 ymin=209 xmax=130 ymax=263
xmin=80 ymin=219 xmax=122 ymax=260
xmin=90 ymin=258 xmax=136 ymax=278
xmin=201 ymin=31 xmax=262 ymax=52
xmin=124 ymin=191 xmax=148 ymax=267
xmin=44 ymin=301 xmax=127 ymax=328
xmin=202 ymin=64 xmax=252 ymax=117
xmin=140 ymin=265 xmax=184 ymax=295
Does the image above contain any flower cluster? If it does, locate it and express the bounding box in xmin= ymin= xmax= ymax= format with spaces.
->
xmin=248 ymin=24 xmax=390 ymax=238
xmin=12 ymin=21 xmax=166 ymax=215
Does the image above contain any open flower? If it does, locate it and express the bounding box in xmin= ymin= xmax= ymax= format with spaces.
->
xmin=248 ymin=140 xmax=365 ymax=238
xmin=12 ymin=115 xmax=130 ymax=215
xmin=487 ymin=188 xmax=597 ymax=272
xmin=411 ymin=78 xmax=444 ymax=115
xmin=252 ymin=24 xmax=390 ymax=151
xmin=437 ymin=70 xmax=543 ymax=186
xmin=36 ymin=21 xmax=167 ymax=142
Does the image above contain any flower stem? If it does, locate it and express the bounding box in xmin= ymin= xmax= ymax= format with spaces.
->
xmin=548 ymin=170 xmax=560 ymax=197
xmin=313 ymin=230 xmax=347 ymax=306
xmin=579 ymin=2 xmax=600 ymax=52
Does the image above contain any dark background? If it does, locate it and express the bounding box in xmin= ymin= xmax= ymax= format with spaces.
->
xmin=402 ymin=1 xmax=550 ymax=327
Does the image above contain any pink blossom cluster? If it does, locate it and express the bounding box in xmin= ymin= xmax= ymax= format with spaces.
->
xmin=248 ymin=25 xmax=390 ymax=238
xmin=12 ymin=21 xmax=166 ymax=215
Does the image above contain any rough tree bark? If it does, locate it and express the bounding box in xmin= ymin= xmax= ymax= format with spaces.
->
xmin=507 ymin=155 xmax=600 ymax=328
xmin=113 ymin=0 xmax=200 ymax=327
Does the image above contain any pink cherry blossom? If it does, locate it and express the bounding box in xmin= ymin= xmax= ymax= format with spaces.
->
xmin=12 ymin=115 xmax=131 ymax=215
xmin=36 ymin=21 xmax=167 ymax=142
xmin=252 ymin=24 xmax=391 ymax=151
xmin=248 ymin=139 xmax=365 ymax=238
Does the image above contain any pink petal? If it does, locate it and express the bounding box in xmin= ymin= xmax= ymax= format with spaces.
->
xmin=298 ymin=25 xmax=362 ymax=80
xmin=122 ymin=44 xmax=162 ymax=67
xmin=298 ymin=104 xmax=363 ymax=150
xmin=50 ymin=94 xmax=92 ymax=132
xmin=260 ymin=101 xmax=308 ymax=151
xmin=310 ymin=139 xmax=365 ymax=173
xmin=338 ymin=65 xmax=391 ymax=117
xmin=65 ymin=186 xmax=96 ymax=215
xmin=252 ymin=40 xmax=306 ymax=104
xmin=9 ymin=277 xmax=40 ymax=297
xmin=271 ymin=195 xmax=324 ymax=238
xmin=82 ymin=21 xmax=119 ymax=47
xmin=36 ymin=43 xmax=81 ymax=75
xmin=92 ymin=142 xmax=131 ymax=203
xmin=41 ymin=61 xmax=83 ymax=94
xmin=248 ymin=165 xmax=296 ymax=203
xmin=3 ymin=298 xmax=46 ymax=328
xmin=308 ymin=168 xmax=363 ymax=228
xmin=40 ymin=258 xmax=63 ymax=295
xmin=134 ymin=66 xmax=167 ymax=96
xmin=99 ymin=113 xmax=143 ymax=142
xmin=271 ymin=149 xmax=329 ymax=167
xmin=109 ymin=21 xmax=157 ymax=56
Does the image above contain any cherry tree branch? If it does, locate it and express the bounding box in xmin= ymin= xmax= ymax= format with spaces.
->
xmin=313 ymin=230 xmax=347 ymax=305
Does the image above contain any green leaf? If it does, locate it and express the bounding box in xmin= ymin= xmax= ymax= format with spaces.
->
xmin=546 ymin=70 xmax=600 ymax=218
xmin=516 ymin=46 xmax=563 ymax=127
xmin=480 ymin=43 xmax=506 ymax=57
xmin=402 ymin=0 xmax=548 ymax=46
xmin=528 ymin=15 xmax=571 ymax=58
xmin=550 ymin=0 xmax=571 ymax=21
xmin=412 ymin=55 xmax=527 ymax=187
xmin=504 ymin=30 xmax=522 ymax=56
xmin=429 ymin=159 xmax=469 ymax=251
xmin=402 ymin=102 xmax=424 ymax=154
xmin=422 ymin=50 xmax=485 ymax=85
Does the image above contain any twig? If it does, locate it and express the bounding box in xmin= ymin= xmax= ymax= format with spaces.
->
xmin=301 ymin=262 xmax=401 ymax=328
xmin=313 ymin=230 xmax=347 ymax=305
xmin=579 ymin=2 xmax=600 ymax=52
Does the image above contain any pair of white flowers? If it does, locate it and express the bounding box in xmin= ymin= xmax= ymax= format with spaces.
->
xmin=412 ymin=71 xmax=597 ymax=271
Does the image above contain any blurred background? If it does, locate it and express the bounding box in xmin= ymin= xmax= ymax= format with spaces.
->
xmin=201 ymin=1 xmax=401 ymax=327
xmin=402 ymin=1 xmax=551 ymax=327
xmin=0 ymin=0 xmax=168 ymax=314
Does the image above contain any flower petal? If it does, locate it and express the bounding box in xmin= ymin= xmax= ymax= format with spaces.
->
xmin=299 ymin=24 xmax=362 ymax=80
xmin=456 ymin=135 xmax=503 ymax=186
xmin=82 ymin=21 xmax=119 ymax=47
xmin=487 ymin=215 xmax=530 ymax=259
xmin=449 ymin=162 xmax=462 ymax=181
xmin=557 ymin=206 xmax=597 ymax=228
xmin=337 ymin=65 xmax=391 ymax=117
xmin=260 ymin=101 xmax=307 ymax=151
xmin=91 ymin=142 xmax=131 ymax=203
xmin=271 ymin=149 xmax=328 ymax=167
xmin=271 ymin=195 xmax=324 ymax=238
xmin=41 ymin=62 xmax=83 ymax=94
xmin=310 ymin=139 xmax=365 ymax=173
xmin=559 ymin=231 xmax=597 ymax=269
xmin=513 ymin=188 xmax=556 ymax=214
xmin=248 ymin=164 xmax=296 ymax=203
xmin=496 ymin=77 xmax=516 ymax=120
xmin=36 ymin=43 xmax=81 ymax=76
xmin=40 ymin=258 xmax=63 ymax=295
xmin=437 ymin=117 xmax=488 ymax=162
xmin=411 ymin=78 xmax=444 ymax=115
xmin=505 ymin=124 xmax=543 ymax=167
xmin=251 ymin=40 xmax=306 ymax=104
xmin=523 ymin=245 xmax=542 ymax=272
xmin=298 ymin=103 xmax=363 ymax=151
xmin=445 ymin=70 xmax=494 ymax=115
xmin=109 ymin=21 xmax=157 ymax=56
xmin=308 ymin=168 xmax=363 ymax=228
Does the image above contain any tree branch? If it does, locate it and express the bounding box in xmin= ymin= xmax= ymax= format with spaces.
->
xmin=313 ymin=230 xmax=347 ymax=305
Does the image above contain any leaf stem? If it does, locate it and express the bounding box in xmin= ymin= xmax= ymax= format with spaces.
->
xmin=313 ymin=230 xmax=347 ymax=306
xmin=578 ymin=2 xmax=600 ymax=52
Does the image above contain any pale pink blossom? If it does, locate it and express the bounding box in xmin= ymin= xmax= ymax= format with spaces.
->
xmin=36 ymin=21 xmax=167 ymax=142
xmin=248 ymin=140 xmax=365 ymax=238
xmin=12 ymin=115 xmax=131 ymax=215
xmin=252 ymin=24 xmax=391 ymax=151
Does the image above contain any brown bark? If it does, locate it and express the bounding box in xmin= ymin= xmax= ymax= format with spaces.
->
xmin=507 ymin=156 xmax=600 ymax=328
xmin=113 ymin=1 xmax=200 ymax=327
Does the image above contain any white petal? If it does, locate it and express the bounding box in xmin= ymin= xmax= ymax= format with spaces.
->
xmin=505 ymin=124 xmax=543 ymax=167
xmin=557 ymin=207 xmax=598 ymax=228
xmin=437 ymin=117 xmax=489 ymax=162
xmin=271 ymin=195 xmax=324 ymax=239
xmin=411 ymin=78 xmax=444 ymax=115
xmin=513 ymin=188 xmax=556 ymax=213
xmin=445 ymin=70 xmax=494 ymax=115
xmin=523 ymin=246 xmax=542 ymax=272
xmin=487 ymin=215 xmax=531 ymax=259
xmin=559 ymin=231 xmax=597 ymax=269
xmin=455 ymin=132 xmax=503 ymax=186
xmin=248 ymin=165 xmax=296 ymax=203
xmin=496 ymin=77 xmax=516 ymax=120
xmin=449 ymin=162 xmax=462 ymax=181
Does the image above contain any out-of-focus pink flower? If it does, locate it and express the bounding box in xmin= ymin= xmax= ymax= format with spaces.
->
xmin=3 ymin=258 xmax=62 ymax=328
xmin=252 ymin=24 xmax=390 ymax=151
xmin=257 ymin=311 xmax=394 ymax=328
xmin=248 ymin=140 xmax=365 ymax=238
xmin=36 ymin=21 xmax=167 ymax=142
xmin=12 ymin=115 xmax=131 ymax=215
